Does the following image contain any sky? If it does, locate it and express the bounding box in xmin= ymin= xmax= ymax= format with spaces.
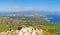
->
xmin=0 ymin=0 xmax=60 ymax=12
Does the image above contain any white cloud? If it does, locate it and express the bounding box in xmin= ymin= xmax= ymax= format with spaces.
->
xmin=0 ymin=5 xmax=60 ymax=12
xmin=0 ymin=6 xmax=35 ymax=12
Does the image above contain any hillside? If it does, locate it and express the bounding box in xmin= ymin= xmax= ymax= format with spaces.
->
xmin=0 ymin=27 xmax=50 ymax=35
xmin=0 ymin=15 xmax=60 ymax=35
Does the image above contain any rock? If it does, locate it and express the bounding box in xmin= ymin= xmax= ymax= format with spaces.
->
xmin=0 ymin=27 xmax=44 ymax=35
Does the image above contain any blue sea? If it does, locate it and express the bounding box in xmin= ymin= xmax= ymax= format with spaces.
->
xmin=46 ymin=15 xmax=60 ymax=22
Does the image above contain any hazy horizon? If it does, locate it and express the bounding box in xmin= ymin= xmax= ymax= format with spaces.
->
xmin=0 ymin=0 xmax=60 ymax=12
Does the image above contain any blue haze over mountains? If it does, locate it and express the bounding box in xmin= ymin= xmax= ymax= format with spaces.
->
xmin=0 ymin=11 xmax=60 ymax=22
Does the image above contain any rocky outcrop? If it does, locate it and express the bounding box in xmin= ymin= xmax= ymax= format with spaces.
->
xmin=0 ymin=27 xmax=44 ymax=35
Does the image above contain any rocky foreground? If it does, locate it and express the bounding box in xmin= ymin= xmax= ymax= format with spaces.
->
xmin=0 ymin=27 xmax=47 ymax=35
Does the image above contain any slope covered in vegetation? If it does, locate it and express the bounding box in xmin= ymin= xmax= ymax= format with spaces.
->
xmin=0 ymin=15 xmax=60 ymax=35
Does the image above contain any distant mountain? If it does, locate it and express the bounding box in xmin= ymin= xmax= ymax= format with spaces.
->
xmin=0 ymin=11 xmax=60 ymax=16
xmin=0 ymin=11 xmax=60 ymax=22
